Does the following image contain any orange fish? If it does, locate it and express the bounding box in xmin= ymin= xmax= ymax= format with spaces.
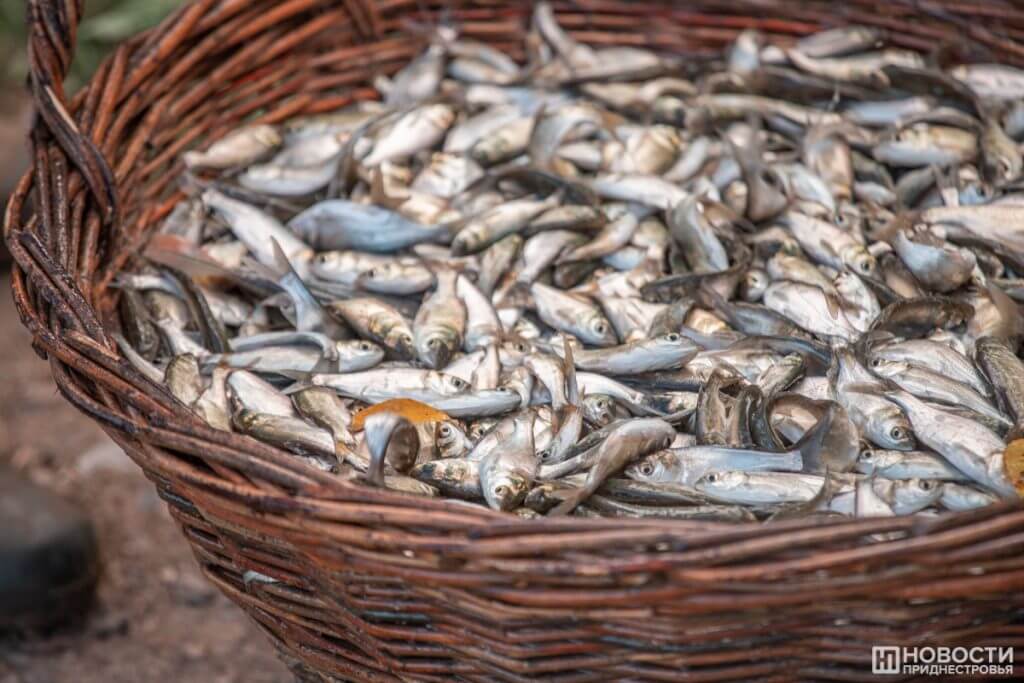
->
xmin=351 ymin=398 xmax=450 ymax=432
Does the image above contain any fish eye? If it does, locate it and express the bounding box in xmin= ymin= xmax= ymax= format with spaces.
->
xmin=860 ymin=447 xmax=874 ymax=460
xmin=664 ymin=333 xmax=681 ymax=342
xmin=871 ymin=357 xmax=882 ymax=367
xmin=439 ymin=424 xmax=451 ymax=437
xmin=858 ymin=258 xmax=873 ymax=273
xmin=919 ymin=480 xmax=935 ymax=491
xmin=428 ymin=338 xmax=443 ymax=349
xmin=593 ymin=321 xmax=608 ymax=334
xmin=515 ymin=342 xmax=529 ymax=352
xmin=365 ymin=268 xmax=378 ymax=279
xmin=890 ymin=426 xmax=904 ymax=440
xmin=639 ymin=462 xmax=655 ymax=476
xmin=705 ymin=472 xmax=719 ymax=484
xmin=494 ymin=484 xmax=510 ymax=498
xmin=359 ymin=341 xmax=374 ymax=351
xmin=451 ymin=377 xmax=468 ymax=389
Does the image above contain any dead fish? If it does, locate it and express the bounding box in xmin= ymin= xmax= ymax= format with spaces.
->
xmin=550 ymin=418 xmax=676 ymax=515
xmin=120 ymin=8 xmax=1020 ymax=524
xmin=184 ymin=125 xmax=281 ymax=169
xmin=289 ymin=200 xmax=448 ymax=253
xmin=414 ymin=270 xmax=467 ymax=368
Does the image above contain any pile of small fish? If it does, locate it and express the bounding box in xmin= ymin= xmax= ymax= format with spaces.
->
xmin=118 ymin=4 xmax=1024 ymax=521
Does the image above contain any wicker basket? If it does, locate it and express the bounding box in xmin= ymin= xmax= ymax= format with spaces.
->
xmin=7 ymin=0 xmax=1024 ymax=680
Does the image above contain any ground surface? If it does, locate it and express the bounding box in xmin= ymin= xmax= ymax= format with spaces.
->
xmin=0 ymin=276 xmax=291 ymax=683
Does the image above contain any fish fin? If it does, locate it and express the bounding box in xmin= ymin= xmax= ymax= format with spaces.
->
xmin=500 ymin=279 xmax=533 ymax=308
xmin=825 ymin=350 xmax=842 ymax=399
xmin=198 ymin=353 xmax=232 ymax=373
xmin=823 ymin=291 xmax=842 ymax=320
xmin=723 ymin=127 xmax=759 ymax=169
xmin=145 ymin=235 xmax=241 ymax=283
xmin=370 ymin=166 xmax=388 ymax=205
xmin=370 ymin=166 xmax=407 ymax=210
xmin=791 ymin=403 xmax=836 ymax=474
xmin=696 ymin=282 xmax=729 ymax=316
xmin=767 ymin=468 xmax=838 ymax=521
xmin=563 ymin=335 xmax=579 ymax=407
xmin=276 ymin=368 xmax=316 ymax=394
xmin=280 ymin=381 xmax=315 ymax=396
xmin=527 ymin=102 xmax=548 ymax=149
xmin=269 ymin=238 xmax=297 ymax=280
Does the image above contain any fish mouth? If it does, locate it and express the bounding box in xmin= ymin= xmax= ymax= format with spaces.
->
xmin=419 ymin=337 xmax=455 ymax=369
xmin=389 ymin=334 xmax=416 ymax=360
xmin=487 ymin=479 xmax=528 ymax=511
xmin=491 ymin=490 xmax=517 ymax=511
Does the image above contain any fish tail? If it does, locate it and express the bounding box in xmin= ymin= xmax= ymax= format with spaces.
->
xmin=548 ymin=486 xmax=588 ymax=516
xmin=278 ymin=369 xmax=316 ymax=395
xmin=502 ymin=280 xmax=534 ymax=308
xmin=269 ymin=238 xmax=298 ymax=279
xmin=767 ymin=469 xmax=837 ymax=521
xmin=696 ymin=281 xmax=728 ymax=312
xmin=792 ymin=403 xmax=836 ymax=472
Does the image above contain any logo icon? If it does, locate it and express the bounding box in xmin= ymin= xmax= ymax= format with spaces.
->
xmin=873 ymin=646 xmax=901 ymax=674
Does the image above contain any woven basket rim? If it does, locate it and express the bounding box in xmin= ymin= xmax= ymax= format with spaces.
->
xmin=8 ymin=4 xmax=1024 ymax=680
xmin=6 ymin=0 xmax=1024 ymax=568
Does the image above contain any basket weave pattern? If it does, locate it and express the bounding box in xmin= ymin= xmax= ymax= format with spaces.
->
xmin=7 ymin=1 xmax=1024 ymax=680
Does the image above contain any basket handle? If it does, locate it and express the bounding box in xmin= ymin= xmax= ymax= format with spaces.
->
xmin=26 ymin=0 xmax=119 ymax=225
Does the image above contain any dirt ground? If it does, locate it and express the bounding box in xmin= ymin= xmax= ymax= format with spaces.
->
xmin=0 ymin=275 xmax=292 ymax=682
